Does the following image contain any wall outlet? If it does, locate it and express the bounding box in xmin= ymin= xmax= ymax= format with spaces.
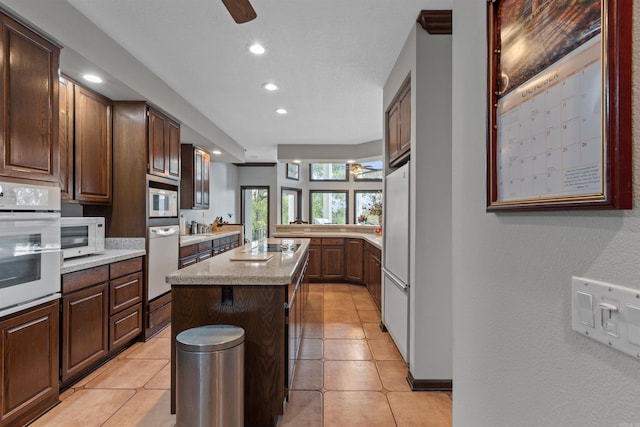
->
xmin=572 ymin=277 xmax=640 ymax=360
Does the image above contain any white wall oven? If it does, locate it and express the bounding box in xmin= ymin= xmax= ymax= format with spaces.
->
xmin=0 ymin=181 xmax=61 ymax=318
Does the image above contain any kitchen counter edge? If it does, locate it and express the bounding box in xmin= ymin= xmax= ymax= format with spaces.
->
xmin=273 ymin=231 xmax=382 ymax=250
xmin=61 ymin=249 xmax=146 ymax=274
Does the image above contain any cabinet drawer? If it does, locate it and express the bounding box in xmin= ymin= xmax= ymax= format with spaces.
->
xmin=62 ymin=265 xmax=109 ymax=294
xmin=110 ymin=271 xmax=143 ymax=314
xmin=198 ymin=251 xmax=212 ymax=262
xmin=198 ymin=240 xmax=213 ymax=252
xmin=110 ymin=257 xmax=143 ymax=279
xmin=109 ymin=303 xmax=142 ymax=351
xmin=179 ymin=255 xmax=198 ymax=269
xmin=322 ymin=238 xmax=344 ymax=246
xmin=179 ymin=244 xmax=198 ymax=258
xmin=309 ymin=237 xmax=322 ymax=245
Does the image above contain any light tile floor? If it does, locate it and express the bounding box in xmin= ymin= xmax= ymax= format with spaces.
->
xmin=31 ymin=283 xmax=452 ymax=426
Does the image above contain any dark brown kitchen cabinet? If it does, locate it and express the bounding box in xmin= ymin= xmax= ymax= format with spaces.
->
xmin=61 ymin=266 xmax=109 ymax=386
xmin=306 ymin=242 xmax=322 ymax=281
xmin=178 ymin=234 xmax=241 ymax=268
xmin=345 ymin=238 xmax=364 ymax=283
xmin=321 ymin=238 xmax=345 ymax=281
xmin=61 ymin=258 xmax=143 ymax=387
xmin=149 ymin=108 xmax=180 ymax=180
xmin=387 ymin=78 xmax=411 ymax=168
xmin=180 ymin=144 xmax=210 ymax=209
xmin=59 ymin=76 xmax=74 ymax=200
xmin=0 ymin=300 xmax=59 ymax=427
xmin=365 ymin=242 xmax=382 ymax=310
xmin=0 ymin=13 xmax=60 ymax=184
xmin=58 ymin=76 xmax=113 ymax=204
xmin=74 ymin=85 xmax=112 ymax=204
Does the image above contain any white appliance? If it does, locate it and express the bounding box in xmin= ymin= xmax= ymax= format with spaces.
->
xmin=0 ymin=180 xmax=61 ymax=318
xmin=382 ymin=162 xmax=410 ymax=362
xmin=149 ymin=187 xmax=178 ymax=217
xmin=60 ymin=217 xmax=105 ymax=259
xmin=147 ymin=225 xmax=179 ymax=300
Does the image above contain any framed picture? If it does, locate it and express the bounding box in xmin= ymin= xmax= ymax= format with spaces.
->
xmin=486 ymin=0 xmax=631 ymax=211
xmin=286 ymin=163 xmax=299 ymax=181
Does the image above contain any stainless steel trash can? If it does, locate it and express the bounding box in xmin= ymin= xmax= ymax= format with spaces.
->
xmin=176 ymin=324 xmax=245 ymax=427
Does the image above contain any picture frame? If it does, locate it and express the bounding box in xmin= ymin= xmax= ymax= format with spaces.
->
xmin=486 ymin=0 xmax=631 ymax=211
xmin=286 ymin=163 xmax=299 ymax=181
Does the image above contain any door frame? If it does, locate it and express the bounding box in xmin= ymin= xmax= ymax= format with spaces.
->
xmin=241 ymin=185 xmax=271 ymax=241
xmin=281 ymin=186 xmax=302 ymax=224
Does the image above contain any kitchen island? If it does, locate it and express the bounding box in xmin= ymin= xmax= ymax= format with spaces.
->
xmin=166 ymin=238 xmax=310 ymax=427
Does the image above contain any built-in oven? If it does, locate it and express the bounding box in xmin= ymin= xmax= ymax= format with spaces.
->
xmin=0 ymin=181 xmax=61 ymax=318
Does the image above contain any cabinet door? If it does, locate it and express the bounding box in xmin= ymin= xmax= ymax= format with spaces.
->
xmin=371 ymin=256 xmax=382 ymax=310
xmin=0 ymin=301 xmax=58 ymax=427
xmin=307 ymin=245 xmax=322 ymax=281
xmin=322 ymin=246 xmax=344 ymax=281
xmin=148 ymin=109 xmax=167 ymax=178
xmin=386 ymin=103 xmax=400 ymax=165
xmin=74 ymin=85 xmax=112 ymax=204
xmin=61 ymin=283 xmax=109 ymax=385
xmin=0 ymin=15 xmax=60 ymax=183
xmin=193 ymin=147 xmax=210 ymax=209
xmin=167 ymin=119 xmax=181 ymax=179
xmin=59 ymin=76 xmax=74 ymax=200
xmin=398 ymin=85 xmax=411 ymax=154
xmin=345 ymin=239 xmax=363 ymax=283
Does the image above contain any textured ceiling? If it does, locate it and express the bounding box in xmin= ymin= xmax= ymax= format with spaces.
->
xmin=66 ymin=0 xmax=451 ymax=160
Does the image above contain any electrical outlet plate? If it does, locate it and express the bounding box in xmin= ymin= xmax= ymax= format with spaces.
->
xmin=572 ymin=276 xmax=640 ymax=360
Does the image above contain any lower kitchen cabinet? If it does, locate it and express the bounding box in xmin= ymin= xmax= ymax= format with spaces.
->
xmin=322 ymin=242 xmax=345 ymax=281
xmin=306 ymin=242 xmax=322 ymax=280
xmin=178 ymin=233 xmax=241 ymax=269
xmin=345 ymin=238 xmax=364 ymax=283
xmin=365 ymin=242 xmax=382 ymax=310
xmin=61 ymin=257 xmax=143 ymax=387
xmin=0 ymin=300 xmax=59 ymax=427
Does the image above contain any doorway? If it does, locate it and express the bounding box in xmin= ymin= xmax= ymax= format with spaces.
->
xmin=241 ymin=186 xmax=270 ymax=243
xmin=281 ymin=187 xmax=302 ymax=224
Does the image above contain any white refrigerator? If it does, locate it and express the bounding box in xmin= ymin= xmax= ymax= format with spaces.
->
xmin=382 ymin=162 xmax=410 ymax=362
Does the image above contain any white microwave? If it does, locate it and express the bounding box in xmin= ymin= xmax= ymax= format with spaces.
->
xmin=149 ymin=188 xmax=178 ymax=217
xmin=61 ymin=217 xmax=105 ymax=259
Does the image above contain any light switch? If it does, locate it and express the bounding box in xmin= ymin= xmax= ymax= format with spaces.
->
xmin=577 ymin=291 xmax=594 ymax=327
xmin=626 ymin=305 xmax=640 ymax=347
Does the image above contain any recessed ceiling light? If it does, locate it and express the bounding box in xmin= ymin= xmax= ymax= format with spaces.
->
xmin=249 ymin=43 xmax=265 ymax=55
xmin=82 ymin=73 xmax=103 ymax=83
xmin=293 ymin=160 xmax=301 ymax=164
xmin=262 ymin=82 xmax=279 ymax=91
xmin=212 ymin=150 xmax=222 ymax=155
xmin=347 ymin=160 xmax=355 ymax=164
xmin=275 ymin=108 xmax=288 ymax=115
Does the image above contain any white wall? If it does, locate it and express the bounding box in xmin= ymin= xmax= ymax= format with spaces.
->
xmin=384 ymin=25 xmax=452 ymax=381
xmin=181 ymin=162 xmax=238 ymax=226
xmin=452 ymin=2 xmax=640 ymax=426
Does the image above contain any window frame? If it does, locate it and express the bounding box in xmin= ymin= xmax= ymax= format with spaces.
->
xmin=308 ymin=190 xmax=349 ymax=225
xmin=309 ymin=163 xmax=349 ymax=182
xmin=354 ymin=190 xmax=382 ymax=225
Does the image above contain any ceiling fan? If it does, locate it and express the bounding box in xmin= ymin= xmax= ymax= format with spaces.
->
xmin=349 ymin=163 xmax=382 ymax=176
xmin=221 ymin=0 xmax=257 ymax=23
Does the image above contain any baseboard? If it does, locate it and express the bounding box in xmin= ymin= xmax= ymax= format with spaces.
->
xmin=406 ymin=371 xmax=452 ymax=391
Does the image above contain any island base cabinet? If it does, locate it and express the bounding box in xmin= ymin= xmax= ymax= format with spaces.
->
xmin=0 ymin=300 xmax=59 ymax=427
xmin=171 ymin=285 xmax=286 ymax=427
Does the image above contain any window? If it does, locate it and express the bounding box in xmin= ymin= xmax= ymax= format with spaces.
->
xmin=309 ymin=190 xmax=348 ymax=224
xmin=353 ymin=160 xmax=383 ymax=181
xmin=281 ymin=187 xmax=302 ymax=224
xmin=309 ymin=163 xmax=348 ymax=181
xmin=354 ymin=191 xmax=382 ymax=225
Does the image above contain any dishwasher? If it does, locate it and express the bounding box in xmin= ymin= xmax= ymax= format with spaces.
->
xmin=148 ymin=225 xmax=180 ymax=301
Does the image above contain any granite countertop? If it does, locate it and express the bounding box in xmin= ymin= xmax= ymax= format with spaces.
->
xmin=61 ymin=249 xmax=146 ymax=274
xmin=180 ymin=230 xmax=241 ymax=247
xmin=167 ymin=238 xmax=310 ymax=286
xmin=273 ymin=231 xmax=382 ymax=250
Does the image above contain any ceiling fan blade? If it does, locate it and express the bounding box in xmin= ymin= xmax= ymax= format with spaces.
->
xmin=221 ymin=0 xmax=257 ymax=23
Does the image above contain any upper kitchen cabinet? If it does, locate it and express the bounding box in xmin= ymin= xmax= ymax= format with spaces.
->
xmin=0 ymin=13 xmax=60 ymax=184
xmin=387 ymin=77 xmax=411 ymax=168
xmin=59 ymin=75 xmax=113 ymax=204
xmin=74 ymin=85 xmax=112 ymax=204
xmin=149 ymin=108 xmax=180 ymax=180
xmin=180 ymin=144 xmax=209 ymax=209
